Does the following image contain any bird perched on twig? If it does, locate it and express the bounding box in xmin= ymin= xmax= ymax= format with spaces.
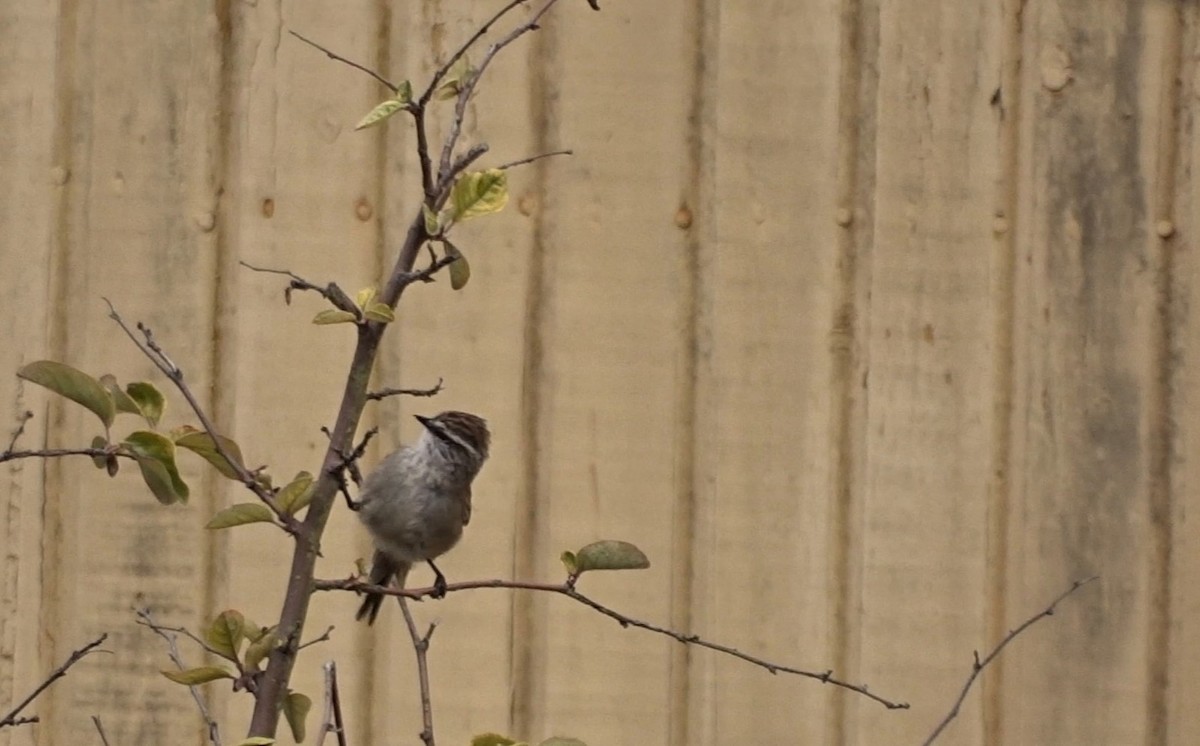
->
xmin=355 ymin=411 xmax=490 ymax=624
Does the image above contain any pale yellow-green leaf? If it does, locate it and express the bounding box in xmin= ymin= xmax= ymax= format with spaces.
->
xmin=18 ymin=360 xmax=115 ymax=428
xmin=364 ymin=303 xmax=395 ymax=323
xmin=205 ymin=610 xmax=246 ymax=663
xmin=422 ymin=204 xmax=441 ymax=235
xmin=277 ymin=471 xmax=315 ymax=515
xmin=560 ymin=551 xmax=578 ymax=576
xmin=539 ymin=738 xmax=588 ymax=746
xmin=354 ymin=286 xmax=377 ymax=308
xmin=449 ymin=169 xmax=508 ymax=222
xmin=205 ymin=503 xmax=275 ymax=530
xmin=471 ymin=735 xmax=520 ymax=746
xmin=244 ymin=627 xmax=278 ymax=670
xmin=122 ymin=430 xmax=189 ymax=504
xmin=354 ymin=84 xmax=411 ymax=131
xmin=126 ymin=381 xmax=166 ymax=427
xmin=571 ymin=540 xmax=650 ymax=575
xmin=176 ymin=431 xmax=246 ymax=481
xmin=435 ymin=57 xmax=472 ymax=100
xmin=446 ymin=246 xmax=470 ymax=290
xmin=235 ymin=739 xmax=275 ymax=746
xmin=160 ymin=666 xmax=235 ymax=686
xmin=312 ymin=309 xmax=358 ymax=325
xmin=283 ymin=691 xmax=312 ymax=743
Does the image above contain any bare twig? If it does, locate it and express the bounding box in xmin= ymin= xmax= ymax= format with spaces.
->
xmin=920 ymin=576 xmax=1100 ymax=746
xmin=288 ymin=30 xmax=401 ymax=94
xmin=91 ymin=715 xmax=112 ymax=746
xmin=0 ymin=447 xmax=134 ymax=466
xmin=103 ymin=300 xmax=293 ymax=527
xmin=367 ymin=378 xmax=445 ymax=402
xmin=238 ymin=261 xmax=360 ymax=316
xmin=419 ymin=0 xmax=530 ymax=106
xmin=298 ymin=625 xmax=336 ymax=652
xmin=136 ymin=609 xmax=223 ymax=746
xmin=314 ymin=576 xmax=909 ymax=710
xmin=315 ymin=661 xmax=350 ymax=746
xmin=4 ymin=410 xmax=33 ymax=452
xmin=0 ymin=634 xmax=108 ymax=729
xmin=496 ymin=149 xmax=574 ymax=171
xmin=399 ymin=598 xmax=438 ymax=746
xmin=397 ymin=253 xmax=461 ymax=291
xmin=438 ymin=0 xmax=565 ymax=183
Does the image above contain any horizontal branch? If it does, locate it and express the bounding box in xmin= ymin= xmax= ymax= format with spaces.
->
xmin=313 ymin=576 xmax=908 ymax=710
xmin=0 ymin=447 xmax=133 ymax=466
xmin=366 ymin=378 xmax=445 ymax=401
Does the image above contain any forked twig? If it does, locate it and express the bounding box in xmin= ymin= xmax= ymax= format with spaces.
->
xmin=0 ymin=634 xmax=109 ymax=729
xmin=920 ymin=576 xmax=1100 ymax=745
xmin=136 ymin=609 xmax=223 ymax=746
xmin=399 ymin=599 xmax=439 ymax=746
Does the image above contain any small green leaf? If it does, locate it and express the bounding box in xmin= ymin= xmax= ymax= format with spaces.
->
xmin=435 ymin=57 xmax=472 ymax=100
xmin=18 ymin=360 xmax=116 ymax=428
xmin=365 ymin=303 xmax=395 ymax=323
xmin=283 ymin=691 xmax=312 ymax=743
xmin=176 ymin=431 xmax=246 ymax=481
xmin=277 ymin=471 xmax=315 ymax=515
xmin=422 ymin=204 xmax=441 ymax=235
xmin=354 ymin=83 xmax=411 ymax=131
xmin=571 ymin=540 xmax=650 ymax=575
xmin=205 ymin=610 xmax=246 ymax=663
xmin=99 ymin=374 xmax=141 ymax=417
xmin=122 ymin=430 xmax=189 ymax=504
xmin=312 ymin=309 xmax=359 ymax=325
xmin=472 ymin=735 xmax=519 ymax=746
xmin=206 ymin=503 xmax=275 ymax=529
xmin=560 ymin=551 xmax=578 ymax=576
xmin=539 ymin=739 xmax=588 ymax=746
xmin=354 ymin=286 xmax=378 ymax=308
xmin=90 ymin=435 xmax=109 ymax=471
xmin=243 ymin=627 xmax=278 ymax=670
xmin=446 ymin=246 xmax=470 ymax=290
xmin=125 ymin=382 xmax=166 ymax=427
xmin=160 ymin=666 xmax=235 ymax=685
xmin=449 ymin=169 xmax=508 ymax=222
xmin=235 ymin=739 xmax=275 ymax=746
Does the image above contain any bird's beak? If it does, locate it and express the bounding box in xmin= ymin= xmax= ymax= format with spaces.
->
xmin=414 ymin=414 xmax=432 ymax=429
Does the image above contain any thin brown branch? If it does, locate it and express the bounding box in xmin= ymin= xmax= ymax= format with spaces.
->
xmin=238 ymin=261 xmax=360 ymax=316
xmin=315 ymin=661 xmax=350 ymax=746
xmin=399 ymin=598 xmax=438 ymax=746
xmin=91 ymin=715 xmax=112 ymax=746
xmin=103 ymin=300 xmax=293 ymax=527
xmin=496 ymin=149 xmax=574 ymax=171
xmin=397 ymin=253 xmax=460 ymax=290
xmin=366 ymin=378 xmax=445 ymax=402
xmin=298 ymin=626 xmax=336 ymax=652
xmin=437 ymin=0 xmax=565 ymax=183
xmin=436 ymin=145 xmax=491 ymax=202
xmin=0 ymin=447 xmax=133 ymax=465
xmin=920 ymin=576 xmax=1100 ymax=746
xmin=288 ymin=30 xmax=400 ymax=94
xmin=418 ymin=0 xmax=530 ymax=106
xmin=4 ymin=410 xmax=33 ymax=452
xmin=136 ymin=609 xmax=223 ymax=746
xmin=314 ymin=576 xmax=909 ymax=710
xmin=0 ymin=634 xmax=108 ymax=729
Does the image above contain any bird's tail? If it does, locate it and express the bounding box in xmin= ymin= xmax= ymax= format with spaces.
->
xmin=356 ymin=550 xmax=411 ymax=625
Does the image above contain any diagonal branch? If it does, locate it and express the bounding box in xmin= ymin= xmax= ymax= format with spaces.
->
xmin=0 ymin=634 xmax=109 ymax=729
xmin=239 ymin=261 xmax=360 ymax=316
xmin=399 ymin=599 xmax=438 ymax=746
xmin=313 ymin=576 xmax=910 ymax=710
xmin=288 ymin=30 xmax=401 ymax=94
xmin=920 ymin=576 xmax=1100 ymax=745
xmin=136 ymin=609 xmax=223 ymax=746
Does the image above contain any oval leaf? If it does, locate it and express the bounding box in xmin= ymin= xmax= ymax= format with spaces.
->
xmin=277 ymin=472 xmax=315 ymax=516
xmin=243 ymin=627 xmax=279 ymax=670
xmin=540 ymin=739 xmax=588 ymax=746
xmin=449 ymin=169 xmax=508 ymax=222
xmin=560 ymin=551 xmax=578 ymax=577
xmin=283 ymin=691 xmax=312 ymax=743
xmin=90 ymin=435 xmax=110 ymax=471
xmin=18 ymin=360 xmax=115 ymax=428
xmin=236 ymin=740 xmax=275 ymax=746
xmin=354 ymin=286 xmax=378 ymax=308
xmin=435 ymin=58 xmax=472 ymax=100
xmin=205 ymin=610 xmax=246 ymax=663
xmin=122 ymin=430 xmax=189 ymax=504
xmin=355 ymin=96 xmax=407 ymax=131
xmin=472 ymin=736 xmax=519 ymax=746
xmin=176 ymin=431 xmax=246 ymax=481
xmin=312 ymin=309 xmax=359 ymax=325
xmin=365 ymin=303 xmax=395 ymax=323
xmin=206 ymin=502 xmax=275 ymax=530
xmin=161 ymin=666 xmax=234 ymax=686
xmin=126 ymin=382 xmax=166 ymax=427
xmin=100 ymin=374 xmax=141 ymax=417
xmin=571 ymin=540 xmax=650 ymax=575
xmin=447 ymin=246 xmax=470 ymax=290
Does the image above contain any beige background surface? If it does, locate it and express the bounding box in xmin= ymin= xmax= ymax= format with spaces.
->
xmin=2 ymin=0 xmax=1198 ymax=744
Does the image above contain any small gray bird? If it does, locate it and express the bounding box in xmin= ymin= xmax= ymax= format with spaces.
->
xmin=355 ymin=411 xmax=490 ymax=624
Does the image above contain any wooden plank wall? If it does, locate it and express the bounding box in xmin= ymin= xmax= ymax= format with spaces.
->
xmin=2 ymin=1 xmax=1197 ymax=745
